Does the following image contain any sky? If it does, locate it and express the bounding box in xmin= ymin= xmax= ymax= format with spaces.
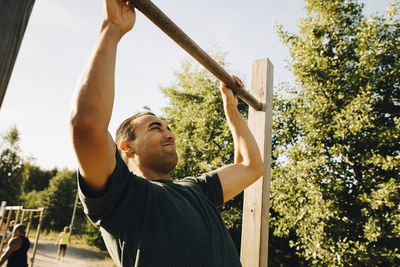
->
xmin=0 ymin=0 xmax=394 ymax=170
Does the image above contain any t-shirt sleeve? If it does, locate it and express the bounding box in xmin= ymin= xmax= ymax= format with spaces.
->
xmin=179 ymin=171 xmax=224 ymax=208
xmin=77 ymin=149 xmax=146 ymax=225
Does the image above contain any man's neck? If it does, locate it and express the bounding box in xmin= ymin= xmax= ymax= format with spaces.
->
xmin=128 ymin=163 xmax=172 ymax=181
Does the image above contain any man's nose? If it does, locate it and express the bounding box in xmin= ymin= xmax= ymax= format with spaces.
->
xmin=166 ymin=131 xmax=175 ymax=141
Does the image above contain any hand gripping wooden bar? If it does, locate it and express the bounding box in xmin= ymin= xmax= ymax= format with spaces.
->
xmin=129 ymin=0 xmax=264 ymax=111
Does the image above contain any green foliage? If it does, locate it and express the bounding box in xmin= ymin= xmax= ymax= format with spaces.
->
xmin=22 ymin=162 xmax=58 ymax=193
xmin=0 ymin=126 xmax=24 ymax=205
xmin=162 ymin=54 xmax=247 ymax=178
xmin=80 ymin=219 xmax=107 ymax=250
xmin=23 ymin=190 xmax=46 ymax=209
xmin=21 ymin=167 xmax=103 ymax=249
xmin=161 ymin=52 xmax=248 ymax=247
xmin=39 ymin=169 xmax=77 ymax=230
xmin=0 ymin=127 xmax=103 ymax=249
xmin=273 ymin=0 xmax=400 ymax=265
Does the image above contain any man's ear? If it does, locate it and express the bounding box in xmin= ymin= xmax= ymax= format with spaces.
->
xmin=119 ymin=140 xmax=135 ymax=156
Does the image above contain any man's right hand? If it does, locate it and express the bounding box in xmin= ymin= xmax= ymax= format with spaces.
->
xmin=103 ymin=0 xmax=136 ymax=39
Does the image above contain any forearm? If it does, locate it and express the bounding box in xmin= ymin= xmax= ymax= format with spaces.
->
xmin=224 ymin=104 xmax=262 ymax=169
xmin=217 ymin=103 xmax=264 ymax=202
xmin=0 ymin=250 xmax=11 ymax=266
xmin=70 ymin=22 xmax=121 ymax=131
xmin=0 ymin=255 xmax=5 ymax=266
xmin=217 ymin=76 xmax=265 ymax=202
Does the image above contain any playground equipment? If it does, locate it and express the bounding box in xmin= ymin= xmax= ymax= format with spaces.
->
xmin=0 ymin=202 xmax=45 ymax=267
xmin=1 ymin=0 xmax=272 ymax=265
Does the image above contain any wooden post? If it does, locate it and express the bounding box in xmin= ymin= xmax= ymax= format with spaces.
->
xmin=0 ymin=201 xmax=6 ymax=239
xmin=30 ymin=208 xmax=44 ymax=267
xmin=20 ymin=210 xmax=25 ymax=224
xmin=240 ymin=58 xmax=273 ymax=267
xmin=15 ymin=207 xmax=21 ymax=224
xmin=26 ymin=211 xmax=33 ymax=236
xmin=0 ymin=0 xmax=35 ymax=109
xmin=69 ymin=191 xmax=79 ymax=235
xmin=0 ymin=209 xmax=12 ymax=254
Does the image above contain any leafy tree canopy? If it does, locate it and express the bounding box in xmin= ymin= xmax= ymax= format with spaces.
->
xmin=272 ymin=0 xmax=400 ymax=265
xmin=22 ymin=162 xmax=58 ymax=193
xmin=0 ymin=126 xmax=24 ymax=205
xmin=39 ymin=169 xmax=77 ymax=230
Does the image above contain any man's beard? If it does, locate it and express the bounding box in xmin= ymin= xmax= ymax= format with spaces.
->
xmin=148 ymin=150 xmax=178 ymax=174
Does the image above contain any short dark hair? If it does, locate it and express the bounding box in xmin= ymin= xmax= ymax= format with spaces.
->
xmin=14 ymin=224 xmax=26 ymax=233
xmin=115 ymin=111 xmax=156 ymax=152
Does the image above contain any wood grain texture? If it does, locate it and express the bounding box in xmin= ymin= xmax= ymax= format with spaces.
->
xmin=130 ymin=0 xmax=263 ymax=111
xmin=240 ymin=58 xmax=273 ymax=267
xmin=0 ymin=0 xmax=35 ymax=108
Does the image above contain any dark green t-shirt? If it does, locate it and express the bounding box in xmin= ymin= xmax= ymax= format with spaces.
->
xmin=78 ymin=151 xmax=241 ymax=267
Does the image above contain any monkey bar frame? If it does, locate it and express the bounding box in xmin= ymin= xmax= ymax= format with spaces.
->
xmin=0 ymin=203 xmax=45 ymax=267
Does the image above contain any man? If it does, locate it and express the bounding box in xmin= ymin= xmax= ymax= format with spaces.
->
xmin=0 ymin=224 xmax=30 ymax=267
xmin=69 ymin=0 xmax=264 ymax=266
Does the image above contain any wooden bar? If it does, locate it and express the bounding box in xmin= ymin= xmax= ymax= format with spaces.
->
xmin=240 ymin=58 xmax=273 ymax=266
xmin=0 ymin=202 xmax=6 ymax=240
xmin=20 ymin=211 xmax=25 ymax=224
xmin=15 ymin=208 xmax=21 ymax=224
xmin=0 ymin=210 xmax=13 ymax=254
xmin=26 ymin=211 xmax=33 ymax=236
xmin=69 ymin=192 xmax=79 ymax=235
xmin=0 ymin=0 xmax=35 ymax=109
xmin=129 ymin=0 xmax=263 ymax=111
xmin=21 ymin=208 xmax=43 ymax=212
xmin=3 ymin=206 xmax=23 ymax=210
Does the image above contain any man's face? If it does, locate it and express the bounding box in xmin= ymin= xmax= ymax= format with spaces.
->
xmin=12 ymin=228 xmax=23 ymax=237
xmin=130 ymin=115 xmax=178 ymax=174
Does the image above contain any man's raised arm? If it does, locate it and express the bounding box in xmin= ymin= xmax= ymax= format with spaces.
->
xmin=69 ymin=0 xmax=135 ymax=193
xmin=0 ymin=238 xmax=21 ymax=266
xmin=217 ymin=76 xmax=265 ymax=202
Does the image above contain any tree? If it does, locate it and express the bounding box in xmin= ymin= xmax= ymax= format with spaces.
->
xmin=39 ymin=169 xmax=77 ymax=230
xmin=161 ymin=52 xmax=248 ymax=251
xmin=272 ymin=0 xmax=400 ymax=265
xmin=0 ymin=126 xmax=24 ymax=205
xmin=23 ymin=168 xmax=104 ymax=249
xmin=22 ymin=162 xmax=58 ymax=193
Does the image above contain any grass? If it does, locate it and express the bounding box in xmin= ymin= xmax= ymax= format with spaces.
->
xmin=28 ymin=230 xmax=99 ymax=250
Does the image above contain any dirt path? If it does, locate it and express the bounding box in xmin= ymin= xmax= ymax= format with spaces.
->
xmin=28 ymin=240 xmax=114 ymax=267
